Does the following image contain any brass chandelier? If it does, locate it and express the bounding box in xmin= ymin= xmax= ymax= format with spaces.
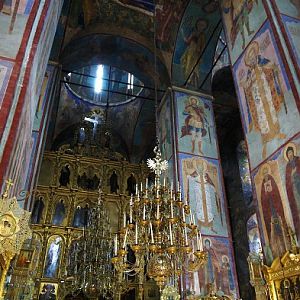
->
xmin=64 ymin=187 xmax=115 ymax=299
xmin=112 ymin=147 xmax=207 ymax=292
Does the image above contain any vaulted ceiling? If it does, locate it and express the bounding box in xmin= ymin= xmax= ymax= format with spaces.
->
xmin=47 ymin=0 xmax=227 ymax=163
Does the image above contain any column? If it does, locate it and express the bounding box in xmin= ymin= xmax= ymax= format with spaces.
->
xmin=221 ymin=0 xmax=300 ymax=264
xmin=159 ymin=87 xmax=239 ymax=298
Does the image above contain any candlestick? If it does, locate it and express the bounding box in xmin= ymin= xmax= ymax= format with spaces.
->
xmin=156 ymin=202 xmax=160 ymax=219
xmin=123 ymin=211 xmax=126 ymax=228
xmin=150 ymin=221 xmax=154 ymax=243
xmin=114 ymin=234 xmax=118 ymax=255
xmin=182 ymin=207 xmax=186 ymax=222
xmin=123 ymin=228 xmax=128 ymax=248
xmin=135 ymin=222 xmax=138 ymax=244
xmin=169 ymin=222 xmax=173 ymax=245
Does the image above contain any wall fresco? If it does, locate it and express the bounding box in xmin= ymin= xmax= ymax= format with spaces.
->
xmin=172 ymin=0 xmax=221 ymax=88
xmin=175 ymin=92 xmax=218 ymax=158
xmin=158 ymin=92 xmax=173 ymax=161
xmin=251 ymin=136 xmax=300 ymax=263
xmin=282 ymin=15 xmax=300 ymax=67
xmin=0 ymin=59 xmax=13 ymax=109
xmin=184 ymin=236 xmax=238 ymax=298
xmin=221 ymin=0 xmax=267 ymax=64
xmin=274 ymin=0 xmax=300 ymax=19
xmin=233 ymin=22 xmax=300 ymax=169
xmin=178 ymin=154 xmax=228 ymax=237
xmin=0 ymin=0 xmax=35 ymax=58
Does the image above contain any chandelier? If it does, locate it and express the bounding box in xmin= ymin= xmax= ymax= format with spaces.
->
xmin=112 ymin=147 xmax=207 ymax=292
xmin=64 ymin=186 xmax=115 ymax=299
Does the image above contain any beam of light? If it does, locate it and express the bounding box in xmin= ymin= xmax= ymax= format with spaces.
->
xmin=95 ymin=65 xmax=104 ymax=93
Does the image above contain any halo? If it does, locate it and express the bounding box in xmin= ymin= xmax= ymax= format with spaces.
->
xmin=221 ymin=254 xmax=229 ymax=262
xmin=244 ymin=41 xmax=259 ymax=67
xmin=187 ymin=96 xmax=199 ymax=106
xmin=260 ymin=163 xmax=271 ymax=177
xmin=203 ymin=237 xmax=212 ymax=246
xmin=283 ymin=142 xmax=297 ymax=162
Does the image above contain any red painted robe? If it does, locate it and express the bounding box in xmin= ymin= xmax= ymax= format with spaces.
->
xmin=285 ymin=156 xmax=300 ymax=238
xmin=261 ymin=175 xmax=287 ymax=257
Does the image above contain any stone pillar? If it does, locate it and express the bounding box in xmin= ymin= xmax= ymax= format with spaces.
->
xmin=221 ymin=0 xmax=300 ymax=264
xmin=158 ymin=87 xmax=239 ymax=298
xmin=0 ymin=1 xmax=63 ymax=202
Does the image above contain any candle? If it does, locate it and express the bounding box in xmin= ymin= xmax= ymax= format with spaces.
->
xmin=143 ymin=204 xmax=146 ymax=220
xmin=170 ymin=199 xmax=174 ymax=218
xmin=163 ymin=176 xmax=166 ymax=187
xmin=156 ymin=188 xmax=159 ymax=198
xmin=141 ymin=182 xmax=143 ymax=192
xmin=182 ymin=207 xmax=186 ymax=222
xmin=130 ymin=206 xmax=133 ymax=224
xmin=123 ymin=212 xmax=126 ymax=228
xmin=169 ymin=222 xmax=173 ymax=245
xmin=184 ymin=226 xmax=188 ymax=246
xmin=199 ymin=231 xmax=203 ymax=251
xmin=123 ymin=228 xmax=128 ymax=248
xmin=135 ymin=222 xmax=138 ymax=244
xmin=135 ymin=184 xmax=138 ymax=195
xmin=145 ymin=178 xmax=148 ymax=198
xmin=150 ymin=222 xmax=154 ymax=243
xmin=156 ymin=203 xmax=160 ymax=219
xmin=114 ymin=234 xmax=118 ymax=256
xmin=170 ymin=182 xmax=173 ymax=199
xmin=196 ymin=231 xmax=200 ymax=251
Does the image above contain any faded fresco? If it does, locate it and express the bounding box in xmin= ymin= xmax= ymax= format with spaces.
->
xmin=0 ymin=59 xmax=13 ymax=109
xmin=185 ymin=236 xmax=238 ymax=299
xmin=274 ymin=0 xmax=300 ymax=19
xmin=158 ymin=92 xmax=173 ymax=161
xmin=221 ymin=0 xmax=267 ymax=63
xmin=175 ymin=92 xmax=218 ymax=158
xmin=282 ymin=15 xmax=300 ymax=67
xmin=246 ymin=214 xmax=262 ymax=254
xmin=0 ymin=0 xmax=35 ymax=58
xmin=252 ymin=151 xmax=298 ymax=263
xmin=233 ymin=22 xmax=300 ymax=169
xmin=179 ymin=154 xmax=228 ymax=237
xmin=172 ymin=0 xmax=221 ymax=88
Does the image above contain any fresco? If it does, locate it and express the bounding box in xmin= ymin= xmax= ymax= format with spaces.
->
xmin=282 ymin=15 xmax=300 ymax=67
xmin=175 ymin=92 xmax=218 ymax=159
xmin=172 ymin=0 xmax=221 ymax=88
xmin=221 ymin=0 xmax=267 ymax=64
xmin=246 ymin=214 xmax=262 ymax=254
xmin=233 ymin=22 xmax=300 ymax=169
xmin=158 ymin=92 xmax=173 ymax=161
xmin=274 ymin=0 xmax=300 ymax=19
xmin=0 ymin=59 xmax=13 ymax=109
xmin=179 ymin=154 xmax=228 ymax=237
xmin=0 ymin=0 xmax=35 ymax=58
xmin=252 ymin=150 xmax=299 ymax=264
xmin=185 ymin=236 xmax=238 ymax=298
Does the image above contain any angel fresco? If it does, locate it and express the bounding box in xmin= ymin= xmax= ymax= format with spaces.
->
xmin=240 ymin=41 xmax=286 ymax=159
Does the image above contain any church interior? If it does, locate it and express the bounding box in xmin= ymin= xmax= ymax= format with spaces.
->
xmin=0 ymin=0 xmax=299 ymax=299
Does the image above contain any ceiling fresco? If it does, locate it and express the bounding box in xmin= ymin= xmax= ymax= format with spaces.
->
xmin=172 ymin=0 xmax=222 ymax=91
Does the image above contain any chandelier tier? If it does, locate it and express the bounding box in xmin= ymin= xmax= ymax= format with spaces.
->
xmin=112 ymin=147 xmax=207 ymax=292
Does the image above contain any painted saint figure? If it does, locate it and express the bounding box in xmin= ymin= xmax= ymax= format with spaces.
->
xmin=110 ymin=171 xmax=119 ymax=194
xmin=241 ymin=41 xmax=286 ymax=159
xmin=260 ymin=165 xmax=288 ymax=258
xmin=52 ymin=200 xmax=66 ymax=226
xmin=284 ymin=144 xmax=300 ymax=239
xmin=59 ymin=165 xmax=70 ymax=187
xmin=221 ymin=255 xmax=235 ymax=295
xmin=223 ymin=0 xmax=258 ymax=49
xmin=181 ymin=97 xmax=207 ymax=154
xmin=31 ymin=196 xmax=44 ymax=224
xmin=44 ymin=237 xmax=62 ymax=278
xmin=180 ymin=18 xmax=208 ymax=86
